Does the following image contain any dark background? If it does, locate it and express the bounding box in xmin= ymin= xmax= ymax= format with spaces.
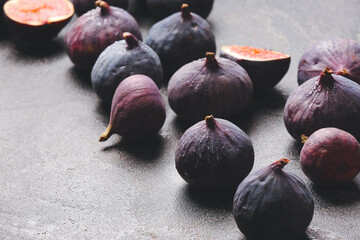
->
xmin=0 ymin=0 xmax=359 ymax=239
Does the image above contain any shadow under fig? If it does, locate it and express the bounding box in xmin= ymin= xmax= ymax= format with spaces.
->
xmin=252 ymin=87 xmax=288 ymax=110
xmin=67 ymin=66 xmax=92 ymax=89
xmin=12 ymin=37 xmax=65 ymax=59
xmin=286 ymin=139 xmax=304 ymax=161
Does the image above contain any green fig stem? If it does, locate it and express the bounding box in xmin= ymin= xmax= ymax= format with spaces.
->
xmin=123 ymin=32 xmax=139 ymax=49
xmin=205 ymin=115 xmax=217 ymax=130
xmin=181 ymin=4 xmax=192 ymax=20
xmin=95 ymin=1 xmax=110 ymax=15
xmin=301 ymin=134 xmax=309 ymax=144
xmin=336 ymin=68 xmax=351 ymax=78
xmin=272 ymin=158 xmax=290 ymax=168
xmin=99 ymin=125 xmax=113 ymax=142
xmin=205 ymin=52 xmax=220 ymax=70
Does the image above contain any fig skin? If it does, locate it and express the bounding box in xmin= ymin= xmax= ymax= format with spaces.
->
xmin=73 ymin=0 xmax=129 ymax=16
xmin=91 ymin=32 xmax=163 ymax=104
xmin=145 ymin=4 xmax=216 ymax=80
xmin=298 ymin=38 xmax=360 ymax=85
xmin=146 ymin=0 xmax=214 ymax=19
xmin=284 ymin=67 xmax=360 ymax=142
xmin=300 ymin=128 xmax=360 ymax=186
xmin=99 ymin=74 xmax=166 ymax=141
xmin=220 ymin=46 xmax=291 ymax=91
xmin=175 ymin=115 xmax=254 ymax=190
xmin=64 ymin=1 xmax=142 ymax=72
xmin=168 ymin=52 xmax=253 ymax=123
xmin=3 ymin=0 xmax=74 ymax=41
xmin=233 ymin=159 xmax=314 ymax=240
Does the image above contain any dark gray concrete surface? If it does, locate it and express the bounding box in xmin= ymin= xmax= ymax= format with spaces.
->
xmin=0 ymin=0 xmax=359 ymax=239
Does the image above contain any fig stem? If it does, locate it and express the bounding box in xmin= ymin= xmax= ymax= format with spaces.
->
xmin=95 ymin=1 xmax=110 ymax=15
xmin=99 ymin=125 xmax=113 ymax=142
xmin=336 ymin=68 xmax=351 ymax=78
xmin=319 ymin=67 xmax=335 ymax=86
xmin=181 ymin=4 xmax=192 ymax=20
xmin=272 ymin=158 xmax=290 ymax=168
xmin=123 ymin=32 xmax=139 ymax=49
xmin=205 ymin=115 xmax=217 ymax=130
xmin=205 ymin=52 xmax=220 ymax=70
xmin=301 ymin=134 xmax=309 ymax=144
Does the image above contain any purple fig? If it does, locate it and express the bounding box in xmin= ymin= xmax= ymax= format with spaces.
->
xmin=73 ymin=0 xmax=128 ymax=16
xmin=91 ymin=32 xmax=163 ymax=104
xmin=300 ymin=128 xmax=360 ymax=186
xmin=99 ymin=74 xmax=166 ymax=141
xmin=168 ymin=52 xmax=253 ymax=122
xmin=233 ymin=158 xmax=314 ymax=240
xmin=64 ymin=0 xmax=142 ymax=71
xmin=145 ymin=0 xmax=214 ymax=19
xmin=298 ymin=38 xmax=360 ymax=85
xmin=220 ymin=45 xmax=291 ymax=91
xmin=175 ymin=115 xmax=254 ymax=190
xmin=145 ymin=4 xmax=216 ymax=80
xmin=284 ymin=67 xmax=360 ymax=141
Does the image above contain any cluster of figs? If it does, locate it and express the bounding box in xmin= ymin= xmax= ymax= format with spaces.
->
xmin=1 ymin=0 xmax=360 ymax=239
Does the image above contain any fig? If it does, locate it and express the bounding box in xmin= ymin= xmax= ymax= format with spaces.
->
xmin=91 ymin=32 xmax=163 ymax=104
xmin=175 ymin=115 xmax=254 ymax=190
xmin=145 ymin=4 xmax=216 ymax=79
xmin=99 ymin=74 xmax=166 ymax=141
xmin=73 ymin=0 xmax=129 ymax=16
xmin=3 ymin=0 xmax=74 ymax=41
xmin=233 ymin=158 xmax=314 ymax=240
xmin=168 ymin=52 xmax=253 ymax=122
xmin=284 ymin=67 xmax=360 ymax=141
xmin=298 ymin=38 xmax=360 ymax=85
xmin=300 ymin=128 xmax=360 ymax=186
xmin=145 ymin=0 xmax=214 ymax=19
xmin=220 ymin=45 xmax=291 ymax=91
xmin=64 ymin=0 xmax=142 ymax=71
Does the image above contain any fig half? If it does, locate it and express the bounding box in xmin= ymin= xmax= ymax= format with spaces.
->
xmin=3 ymin=0 xmax=74 ymax=41
xmin=220 ymin=45 xmax=291 ymax=91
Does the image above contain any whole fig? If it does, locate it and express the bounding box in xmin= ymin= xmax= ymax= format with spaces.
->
xmin=298 ymin=38 xmax=360 ymax=85
xmin=99 ymin=75 xmax=166 ymax=141
xmin=145 ymin=4 xmax=216 ymax=79
xmin=91 ymin=32 xmax=163 ymax=104
xmin=168 ymin=52 xmax=253 ymax=122
xmin=300 ymin=128 xmax=360 ymax=186
xmin=284 ymin=67 xmax=360 ymax=141
xmin=64 ymin=0 xmax=142 ymax=71
xmin=233 ymin=158 xmax=314 ymax=240
xmin=146 ymin=0 xmax=214 ymax=19
xmin=220 ymin=45 xmax=290 ymax=91
xmin=175 ymin=115 xmax=254 ymax=190
xmin=73 ymin=0 xmax=128 ymax=16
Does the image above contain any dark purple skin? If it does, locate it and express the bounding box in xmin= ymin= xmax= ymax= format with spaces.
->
xmin=65 ymin=1 xmax=142 ymax=72
xmin=99 ymin=74 xmax=166 ymax=141
xmin=298 ymin=38 xmax=360 ymax=85
xmin=72 ymin=0 xmax=128 ymax=16
xmin=145 ymin=4 xmax=216 ymax=80
xmin=3 ymin=0 xmax=74 ymax=41
xmin=300 ymin=128 xmax=360 ymax=186
xmin=233 ymin=159 xmax=314 ymax=240
xmin=175 ymin=115 xmax=254 ymax=190
xmin=220 ymin=47 xmax=291 ymax=91
xmin=91 ymin=32 xmax=163 ymax=104
xmin=284 ymin=67 xmax=360 ymax=142
xmin=168 ymin=52 xmax=253 ymax=123
xmin=146 ymin=0 xmax=214 ymax=19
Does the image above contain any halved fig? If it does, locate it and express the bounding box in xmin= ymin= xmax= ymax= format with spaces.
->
xmin=3 ymin=0 xmax=74 ymax=41
xmin=220 ymin=45 xmax=291 ymax=91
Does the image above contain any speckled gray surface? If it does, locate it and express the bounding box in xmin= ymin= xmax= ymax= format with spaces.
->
xmin=0 ymin=0 xmax=359 ymax=239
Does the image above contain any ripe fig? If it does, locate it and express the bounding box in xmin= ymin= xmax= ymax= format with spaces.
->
xmin=145 ymin=4 xmax=216 ymax=79
xmin=73 ymin=0 xmax=129 ymax=16
xmin=175 ymin=115 xmax=254 ymax=190
xmin=233 ymin=158 xmax=314 ymax=240
xmin=146 ymin=0 xmax=214 ymax=19
xmin=168 ymin=52 xmax=253 ymax=122
xmin=91 ymin=32 xmax=163 ymax=104
xmin=64 ymin=0 xmax=142 ymax=71
xmin=300 ymin=128 xmax=360 ymax=186
xmin=220 ymin=45 xmax=291 ymax=91
xmin=284 ymin=67 xmax=360 ymax=141
xmin=99 ymin=74 xmax=166 ymax=141
xmin=298 ymin=38 xmax=360 ymax=85
xmin=3 ymin=0 xmax=74 ymax=41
